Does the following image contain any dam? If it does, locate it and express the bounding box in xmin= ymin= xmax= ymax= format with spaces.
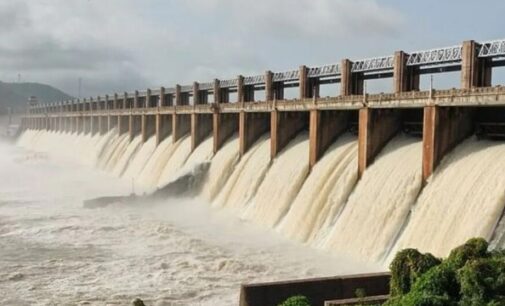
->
xmin=13 ymin=39 xmax=505 ymax=302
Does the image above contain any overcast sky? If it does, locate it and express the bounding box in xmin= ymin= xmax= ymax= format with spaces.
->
xmin=1 ymin=0 xmax=504 ymax=97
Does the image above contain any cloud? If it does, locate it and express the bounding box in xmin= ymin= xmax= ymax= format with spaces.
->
xmin=0 ymin=0 xmax=405 ymax=97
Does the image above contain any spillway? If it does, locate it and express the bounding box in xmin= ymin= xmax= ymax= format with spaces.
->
xmin=14 ymin=128 xmax=505 ymax=269
xmin=320 ymin=135 xmax=422 ymax=262
xmin=243 ymin=133 xmax=310 ymax=228
xmin=392 ymin=137 xmax=505 ymax=258
xmin=277 ymin=135 xmax=358 ymax=243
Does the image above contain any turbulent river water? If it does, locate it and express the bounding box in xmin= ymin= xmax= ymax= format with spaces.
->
xmin=3 ymin=128 xmax=505 ymax=305
xmin=0 ymin=136 xmax=376 ymax=306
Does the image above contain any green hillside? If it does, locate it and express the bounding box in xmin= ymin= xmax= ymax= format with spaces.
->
xmin=0 ymin=81 xmax=73 ymax=114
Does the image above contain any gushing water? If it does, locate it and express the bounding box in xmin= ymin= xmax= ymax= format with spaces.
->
xmin=321 ymin=135 xmax=422 ymax=262
xmin=277 ymin=135 xmax=358 ymax=243
xmin=392 ymin=137 xmax=505 ymax=258
xmin=243 ymin=133 xmax=310 ymax=227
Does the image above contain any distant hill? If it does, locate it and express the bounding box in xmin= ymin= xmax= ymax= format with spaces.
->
xmin=0 ymin=81 xmax=73 ymax=114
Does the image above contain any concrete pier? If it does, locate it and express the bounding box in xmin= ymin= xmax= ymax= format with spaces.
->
xmin=191 ymin=113 xmax=213 ymax=152
xmin=309 ymin=110 xmax=351 ymax=168
xmin=213 ymin=112 xmax=239 ymax=153
xmin=422 ymin=106 xmax=474 ymax=183
xmin=270 ymin=110 xmax=308 ymax=159
xmin=358 ymin=109 xmax=401 ymax=177
xmin=172 ymin=114 xmax=191 ymax=143
xmin=239 ymin=112 xmax=270 ymax=156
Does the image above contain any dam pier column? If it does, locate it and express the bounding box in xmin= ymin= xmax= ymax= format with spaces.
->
xmin=172 ymin=113 xmax=191 ymax=143
xmin=461 ymin=40 xmax=492 ymax=89
xmin=394 ymin=51 xmax=420 ymax=93
xmin=213 ymin=79 xmax=239 ymax=153
xmin=422 ymin=106 xmax=474 ymax=184
xmin=270 ymin=110 xmax=308 ymax=159
xmin=358 ymin=109 xmax=402 ymax=177
xmin=155 ymin=87 xmax=173 ymax=145
xmin=191 ymin=113 xmax=213 ymax=152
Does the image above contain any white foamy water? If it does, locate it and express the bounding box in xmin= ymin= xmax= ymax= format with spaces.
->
xmin=392 ymin=137 xmax=505 ymax=258
xmin=201 ymin=135 xmax=240 ymax=202
xmin=243 ymin=133 xmax=310 ymax=227
xmin=11 ymin=127 xmax=505 ymax=305
xmin=1 ymin=135 xmax=375 ymax=306
xmin=212 ymin=135 xmax=271 ymax=211
xmin=157 ymin=136 xmax=192 ymax=188
xmin=277 ymin=135 xmax=358 ymax=243
xmin=321 ymin=135 xmax=422 ymax=262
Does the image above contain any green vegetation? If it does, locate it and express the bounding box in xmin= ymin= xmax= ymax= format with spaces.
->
xmin=278 ymin=238 xmax=504 ymax=306
xmin=385 ymin=238 xmax=505 ymax=306
xmin=277 ymin=295 xmax=312 ymax=306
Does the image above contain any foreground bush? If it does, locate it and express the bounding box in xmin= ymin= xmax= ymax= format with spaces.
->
xmin=385 ymin=238 xmax=505 ymax=306
xmin=278 ymin=295 xmax=312 ymax=306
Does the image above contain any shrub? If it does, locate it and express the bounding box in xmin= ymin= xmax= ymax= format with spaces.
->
xmin=389 ymin=248 xmax=441 ymax=296
xmin=277 ymin=295 xmax=312 ymax=306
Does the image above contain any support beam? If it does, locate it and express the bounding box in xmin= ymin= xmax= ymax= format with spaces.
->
xmin=271 ymin=111 xmax=308 ymax=159
xmin=394 ymin=51 xmax=420 ymax=93
xmin=191 ymin=113 xmax=213 ymax=151
xmin=300 ymin=65 xmax=318 ymax=99
xmin=239 ymin=112 xmax=270 ymax=156
xmin=213 ymin=112 xmax=239 ymax=153
xmin=422 ymin=106 xmax=474 ymax=184
xmin=309 ymin=110 xmax=350 ymax=168
xmin=172 ymin=113 xmax=191 ymax=143
xmin=461 ymin=40 xmax=492 ymax=89
xmin=358 ymin=108 xmax=402 ymax=177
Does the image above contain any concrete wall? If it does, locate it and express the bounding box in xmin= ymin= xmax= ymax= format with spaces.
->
xmin=271 ymin=110 xmax=308 ymax=159
xmin=172 ymin=114 xmax=191 ymax=143
xmin=156 ymin=114 xmax=172 ymax=145
xmin=213 ymin=112 xmax=239 ymax=153
xmin=239 ymin=112 xmax=270 ymax=156
xmin=309 ymin=110 xmax=351 ymax=168
xmin=191 ymin=113 xmax=213 ymax=151
xmin=358 ymin=108 xmax=402 ymax=177
xmin=422 ymin=106 xmax=474 ymax=183
xmin=239 ymin=273 xmax=390 ymax=306
xmin=141 ymin=114 xmax=156 ymax=142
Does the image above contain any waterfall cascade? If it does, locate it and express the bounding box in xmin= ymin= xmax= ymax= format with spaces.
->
xmin=17 ymin=129 xmax=505 ymax=266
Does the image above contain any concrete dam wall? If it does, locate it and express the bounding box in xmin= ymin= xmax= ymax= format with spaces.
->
xmin=18 ymin=38 xmax=505 ymax=266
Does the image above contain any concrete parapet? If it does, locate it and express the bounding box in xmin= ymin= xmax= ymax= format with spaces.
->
xmin=422 ymin=106 xmax=474 ymax=183
xmin=358 ymin=108 xmax=402 ymax=177
xmin=239 ymin=272 xmax=390 ymax=306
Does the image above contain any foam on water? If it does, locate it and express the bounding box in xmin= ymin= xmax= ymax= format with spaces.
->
xmin=277 ymin=135 xmax=358 ymax=243
xmin=321 ymin=135 xmax=422 ymax=262
xmin=392 ymin=137 xmax=505 ymax=258
xmin=243 ymin=133 xmax=310 ymax=227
